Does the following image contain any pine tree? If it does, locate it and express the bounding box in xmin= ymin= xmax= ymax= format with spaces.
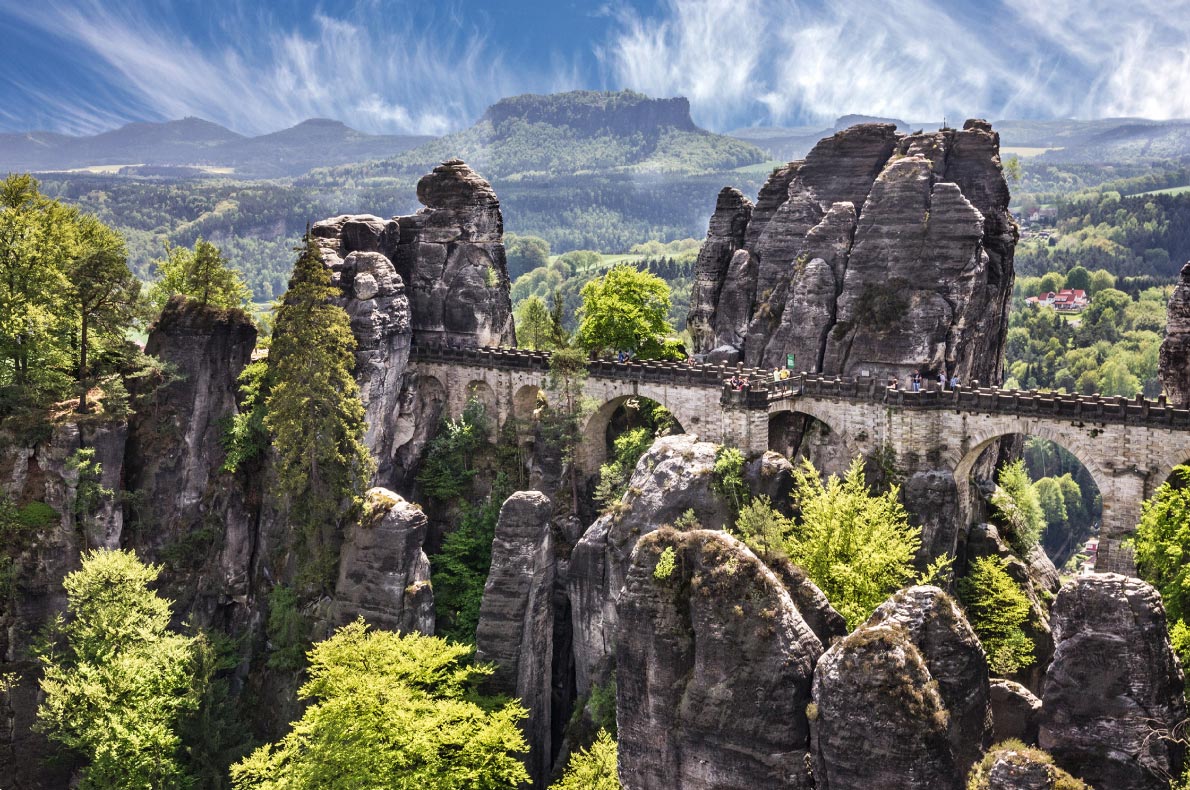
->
xmin=148 ymin=238 xmax=252 ymax=312
xmin=264 ymin=234 xmax=373 ymax=587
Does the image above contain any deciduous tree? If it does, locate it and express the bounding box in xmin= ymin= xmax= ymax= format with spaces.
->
xmin=148 ymin=238 xmax=251 ymax=312
xmin=574 ymin=265 xmax=673 ymax=358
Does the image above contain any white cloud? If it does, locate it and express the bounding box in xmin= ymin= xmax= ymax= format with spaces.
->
xmin=603 ymin=0 xmax=1190 ymax=128
xmin=0 ymin=0 xmax=536 ymax=135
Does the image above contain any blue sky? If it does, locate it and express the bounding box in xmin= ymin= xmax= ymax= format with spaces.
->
xmin=2 ymin=0 xmax=1188 ymax=136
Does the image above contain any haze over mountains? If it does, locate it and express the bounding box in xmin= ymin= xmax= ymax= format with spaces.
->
xmin=0 ymin=117 xmax=433 ymax=178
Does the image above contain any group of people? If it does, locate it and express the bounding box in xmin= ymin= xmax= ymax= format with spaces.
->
xmin=727 ymin=374 xmax=752 ymax=392
xmin=889 ymin=370 xmax=961 ymax=391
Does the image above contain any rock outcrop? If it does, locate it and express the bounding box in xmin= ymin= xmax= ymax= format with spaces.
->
xmin=968 ymin=745 xmax=1088 ymax=790
xmin=617 ymin=528 xmax=822 ymax=790
xmin=689 ymin=120 xmax=1016 ymax=388
xmin=332 ymin=487 xmax=433 ymax=634
xmin=864 ymin=586 xmax=992 ymax=776
xmin=124 ymin=297 xmax=257 ymax=597
xmin=812 ymin=621 xmax=960 ymax=790
xmin=1160 ymin=261 xmax=1190 ymax=407
xmin=1039 ymin=574 xmax=1186 ymax=789
xmin=311 ymin=159 xmax=514 ymax=485
xmin=568 ymin=434 xmax=732 ymax=693
xmin=474 ymin=491 xmax=555 ymax=788
xmin=989 ymin=680 xmax=1042 ymax=745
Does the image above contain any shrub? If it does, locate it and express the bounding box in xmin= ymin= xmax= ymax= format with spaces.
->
xmin=959 ymin=556 xmax=1035 ymax=675
xmin=991 ymin=460 xmax=1045 ymax=554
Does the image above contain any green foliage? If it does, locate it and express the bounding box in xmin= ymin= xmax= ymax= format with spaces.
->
xmin=916 ymin=553 xmax=956 ymax=588
xmin=653 ymin=546 xmax=676 ymax=581
xmin=1133 ymin=467 xmax=1190 ymax=688
xmin=967 ymin=740 xmax=1087 ymax=790
xmin=515 ymin=294 xmax=568 ymax=350
xmin=991 ymin=460 xmax=1046 ymax=554
xmin=551 ymin=729 xmax=619 ymax=790
xmin=230 ymin=620 xmax=529 ymax=790
xmin=430 ymin=496 xmax=504 ymax=645
xmin=545 ymin=347 xmax=592 ymax=514
xmin=732 ymin=459 xmax=920 ymax=629
xmin=959 ymin=556 xmax=1036 ymax=674
xmin=712 ymin=446 xmax=748 ymax=517
xmin=220 ymin=360 xmax=270 ymax=474
xmin=417 ymin=399 xmax=490 ymax=501
xmin=504 ymin=233 xmax=551 ymax=279
xmin=265 ymin=585 xmax=307 ymax=672
xmin=35 ymin=549 xmax=202 ymax=789
xmin=264 ymin=234 xmax=373 ymax=588
xmin=147 ymin=238 xmax=252 ymax=312
xmin=586 ymin=680 xmax=618 ymax=737
xmin=594 ymin=426 xmax=654 ymax=511
xmin=574 ymin=265 xmax=674 ymax=358
xmin=66 ymin=447 xmax=114 ymax=517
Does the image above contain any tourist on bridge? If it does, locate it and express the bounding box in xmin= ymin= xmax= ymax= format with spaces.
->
xmin=912 ymin=370 xmax=922 ymax=392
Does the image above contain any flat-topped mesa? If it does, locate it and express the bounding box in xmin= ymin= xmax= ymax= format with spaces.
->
xmin=689 ymin=119 xmax=1017 ymax=388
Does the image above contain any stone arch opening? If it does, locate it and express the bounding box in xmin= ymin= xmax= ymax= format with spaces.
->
xmin=579 ymin=395 xmax=686 ymax=475
xmin=767 ymin=408 xmax=852 ymax=478
xmin=464 ymin=379 xmax=499 ymax=440
xmin=512 ymin=384 xmax=546 ymax=428
xmin=955 ymin=433 xmax=1104 ymax=572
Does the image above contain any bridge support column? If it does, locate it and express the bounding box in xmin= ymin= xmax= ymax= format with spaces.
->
xmin=1096 ymin=471 xmax=1146 ymax=575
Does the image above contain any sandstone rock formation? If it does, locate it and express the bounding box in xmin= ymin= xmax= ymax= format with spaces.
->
xmin=689 ymin=119 xmax=1016 ymax=388
xmin=1039 ymin=573 xmax=1186 ymax=789
xmin=968 ymin=745 xmax=1088 ymax=790
xmin=311 ymin=159 xmax=514 ymax=485
xmin=1160 ymin=261 xmax=1190 ymax=407
xmin=568 ymin=434 xmax=732 ymax=693
xmin=332 ymin=487 xmax=433 ymax=634
xmin=474 ymin=491 xmax=555 ymax=788
xmin=124 ymin=297 xmax=257 ymax=593
xmin=990 ymin=680 xmax=1042 ymax=745
xmin=812 ymin=621 xmax=960 ymax=790
xmin=865 ymin=586 xmax=992 ymax=775
xmin=617 ymin=528 xmax=822 ymax=790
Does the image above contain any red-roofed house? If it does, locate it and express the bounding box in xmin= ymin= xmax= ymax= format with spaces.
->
xmin=1052 ymin=289 xmax=1088 ymax=311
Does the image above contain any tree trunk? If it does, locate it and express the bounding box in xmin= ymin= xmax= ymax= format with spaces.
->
xmin=77 ymin=315 xmax=89 ymax=413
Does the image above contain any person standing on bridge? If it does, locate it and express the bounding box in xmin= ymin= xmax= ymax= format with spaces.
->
xmin=938 ymin=371 xmax=947 ymax=390
xmin=912 ymin=370 xmax=922 ymax=392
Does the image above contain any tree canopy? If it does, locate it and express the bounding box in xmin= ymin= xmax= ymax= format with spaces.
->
xmin=574 ymin=265 xmax=674 ymax=358
xmin=148 ymin=237 xmax=252 ymax=312
xmin=733 ymin=457 xmax=921 ymax=629
xmin=230 ymin=620 xmax=529 ymax=790
xmin=36 ymin=549 xmax=202 ymax=789
xmin=264 ymin=234 xmax=373 ymax=587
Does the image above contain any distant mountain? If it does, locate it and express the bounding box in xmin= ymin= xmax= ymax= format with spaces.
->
xmin=0 ymin=117 xmax=433 ymax=178
xmin=993 ymin=118 xmax=1190 ymax=165
xmin=729 ymin=115 xmax=932 ymax=161
xmin=336 ymin=90 xmax=767 ymax=179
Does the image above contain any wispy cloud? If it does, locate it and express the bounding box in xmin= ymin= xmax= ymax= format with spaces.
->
xmin=602 ymin=0 xmax=1190 ymax=128
xmin=0 ymin=0 xmax=538 ymax=135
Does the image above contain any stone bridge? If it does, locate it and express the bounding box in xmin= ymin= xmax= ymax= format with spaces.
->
xmin=410 ymin=344 xmax=1190 ymax=573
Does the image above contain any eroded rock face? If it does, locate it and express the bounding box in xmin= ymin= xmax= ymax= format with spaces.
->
xmin=617 ymin=528 xmax=821 ymax=790
xmin=568 ymin=434 xmax=731 ymax=693
xmin=310 ymin=159 xmax=514 ymax=486
xmin=812 ymin=622 xmax=960 ymax=790
xmin=990 ymin=679 xmax=1042 ymax=745
xmin=689 ymin=120 xmax=1016 ymax=389
xmin=474 ymin=491 xmax=555 ymax=788
xmin=689 ymin=188 xmax=752 ymax=353
xmin=332 ymin=487 xmax=433 ymax=634
xmin=1039 ymin=573 xmax=1186 ymax=790
xmin=125 ymin=297 xmax=257 ymax=558
xmin=865 ymin=586 xmax=992 ymax=776
xmin=1160 ymin=261 xmax=1190 ymax=407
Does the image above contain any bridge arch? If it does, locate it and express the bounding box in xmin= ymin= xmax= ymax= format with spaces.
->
xmin=578 ymin=394 xmax=687 ymax=475
xmin=767 ymin=404 xmax=855 ymax=474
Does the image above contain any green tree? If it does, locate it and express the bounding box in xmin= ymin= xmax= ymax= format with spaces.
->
xmin=1088 ymin=269 xmax=1117 ymax=295
xmin=515 ymin=294 xmax=567 ymax=351
xmin=417 ymin=399 xmax=490 ymax=501
xmin=430 ymin=492 xmax=504 ymax=645
xmin=1035 ymin=477 xmax=1068 ymax=535
xmin=1133 ymin=467 xmax=1190 ymax=625
xmin=742 ymin=456 xmax=918 ymax=628
xmin=594 ymin=426 xmax=655 ymax=511
xmin=230 ymin=620 xmax=529 ymax=790
xmin=551 ymin=729 xmax=619 ymax=790
xmin=959 ymin=556 xmax=1036 ymax=674
xmin=264 ymin=235 xmax=374 ymax=587
xmin=67 ymin=214 xmax=142 ymax=413
xmin=991 ymin=460 xmax=1045 ymax=554
xmin=1003 ymin=155 xmax=1022 ymax=184
xmin=148 ymin=238 xmax=252 ymax=312
xmin=36 ymin=549 xmax=201 ymax=789
xmin=574 ymin=265 xmax=674 ymax=358
xmin=1063 ymin=265 xmax=1091 ymax=292
xmin=504 ymin=233 xmax=551 ymax=279
xmin=545 ymin=347 xmax=591 ymax=514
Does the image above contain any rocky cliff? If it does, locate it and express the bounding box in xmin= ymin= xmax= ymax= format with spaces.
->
xmin=688 ymin=119 xmax=1017 ymax=389
xmin=310 ymin=158 xmax=515 ymax=486
xmin=1160 ymin=261 xmax=1190 ymax=407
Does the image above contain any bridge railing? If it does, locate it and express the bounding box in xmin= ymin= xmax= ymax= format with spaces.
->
xmin=409 ymin=343 xmax=1190 ymax=429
